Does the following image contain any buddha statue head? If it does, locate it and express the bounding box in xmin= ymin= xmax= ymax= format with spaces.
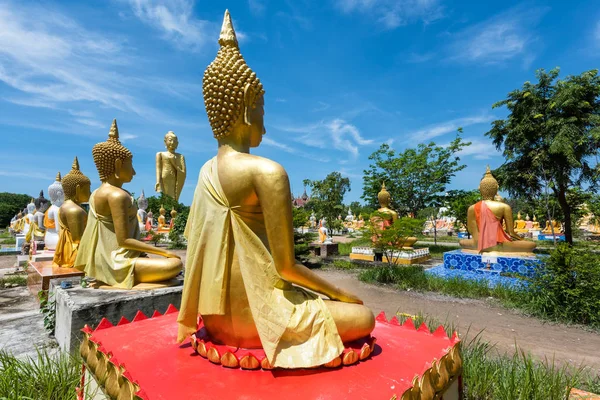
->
xmin=377 ymin=182 xmax=391 ymax=208
xmin=17 ymin=211 xmax=22 ymax=219
xmin=170 ymin=207 xmax=178 ymax=219
xmin=479 ymin=166 xmax=499 ymax=201
xmin=27 ymin=198 xmax=36 ymax=214
xmin=63 ymin=157 xmax=91 ymax=204
xmin=164 ymin=131 xmax=179 ymax=153
xmin=147 ymin=210 xmax=153 ymax=220
xmin=34 ymin=190 xmax=50 ymax=213
xmin=137 ymin=190 xmax=148 ymax=211
xmin=517 ymin=211 xmax=522 ymax=220
xmin=92 ymin=119 xmax=135 ymax=185
xmin=526 ymin=214 xmax=530 ymax=221
xmin=203 ymin=10 xmax=265 ymax=147
xmin=159 ymin=205 xmax=166 ymax=216
xmin=48 ymin=172 xmax=65 ymax=207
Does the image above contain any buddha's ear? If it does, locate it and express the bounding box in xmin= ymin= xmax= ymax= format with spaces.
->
xmin=75 ymin=184 xmax=81 ymax=201
xmin=114 ymin=158 xmax=123 ymax=179
xmin=243 ymin=83 xmax=255 ymax=126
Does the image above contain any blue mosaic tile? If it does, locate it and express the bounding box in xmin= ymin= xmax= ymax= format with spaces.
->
xmin=425 ymin=264 xmax=527 ymax=289
xmin=442 ymin=250 xmax=543 ymax=277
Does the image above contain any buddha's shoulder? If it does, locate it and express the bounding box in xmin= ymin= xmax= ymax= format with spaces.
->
xmin=233 ymin=154 xmax=287 ymax=176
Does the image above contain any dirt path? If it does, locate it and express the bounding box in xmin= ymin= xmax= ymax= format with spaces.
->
xmin=316 ymin=269 xmax=600 ymax=373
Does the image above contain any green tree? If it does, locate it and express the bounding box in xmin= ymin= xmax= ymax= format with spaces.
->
xmin=348 ymin=201 xmax=375 ymax=219
xmin=303 ymin=172 xmax=350 ymax=235
xmin=362 ymin=134 xmax=470 ymax=216
xmin=292 ymin=207 xmax=310 ymax=231
xmin=367 ymin=216 xmax=423 ymax=267
xmin=444 ymin=190 xmax=481 ymax=233
xmin=0 ymin=192 xmax=32 ymax=227
xmin=486 ymin=68 xmax=600 ymax=244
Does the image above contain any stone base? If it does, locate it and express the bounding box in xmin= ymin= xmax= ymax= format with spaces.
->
xmin=350 ymin=247 xmax=431 ymax=265
xmin=15 ymin=234 xmax=25 ymax=251
xmin=382 ymin=254 xmax=431 ymax=265
xmin=27 ymin=261 xmax=84 ymax=298
xmin=55 ymin=280 xmax=183 ymax=353
xmin=310 ymin=243 xmax=339 ymax=258
xmin=538 ymin=233 xmax=566 ymax=241
xmin=31 ymin=250 xmax=55 ymax=262
xmin=349 ymin=253 xmax=375 ymax=262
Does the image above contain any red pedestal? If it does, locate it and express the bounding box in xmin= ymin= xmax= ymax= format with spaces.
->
xmin=80 ymin=309 xmax=462 ymax=400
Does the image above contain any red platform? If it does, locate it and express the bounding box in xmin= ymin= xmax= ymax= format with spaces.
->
xmin=80 ymin=308 xmax=462 ymax=400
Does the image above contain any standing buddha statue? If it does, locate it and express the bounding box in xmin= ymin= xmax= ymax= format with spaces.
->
xmin=177 ymin=10 xmax=374 ymax=369
xmin=459 ymin=167 xmax=536 ymax=254
xmin=53 ymin=158 xmax=91 ymax=268
xmin=155 ymin=131 xmax=186 ymax=202
xmin=45 ymin=172 xmax=64 ymax=251
xmin=75 ymin=120 xmax=182 ymax=288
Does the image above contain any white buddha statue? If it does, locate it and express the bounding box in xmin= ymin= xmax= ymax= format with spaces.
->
xmin=23 ymin=200 xmax=35 ymax=236
xmin=137 ymin=190 xmax=149 ymax=232
xmin=45 ymin=172 xmax=64 ymax=251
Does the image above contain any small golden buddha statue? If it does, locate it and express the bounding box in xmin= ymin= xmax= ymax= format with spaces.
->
xmin=155 ymin=131 xmax=186 ymax=202
xmin=513 ymin=212 xmax=528 ymax=234
xmin=542 ymin=220 xmax=563 ymax=234
xmin=459 ymin=167 xmax=536 ymax=254
xmin=75 ymin=119 xmax=182 ymax=289
xmin=531 ymin=215 xmax=540 ymax=230
xmin=53 ymin=157 xmax=91 ymax=268
xmin=371 ymin=182 xmax=417 ymax=248
xmin=157 ymin=205 xmax=169 ymax=232
xmin=169 ymin=207 xmax=177 ymax=230
xmin=177 ymin=10 xmax=374 ymax=369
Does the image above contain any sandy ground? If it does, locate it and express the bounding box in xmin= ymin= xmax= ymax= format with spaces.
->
xmin=316 ymin=269 xmax=600 ymax=373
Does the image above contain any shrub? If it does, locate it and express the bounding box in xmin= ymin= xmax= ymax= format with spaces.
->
xmin=521 ymin=244 xmax=600 ymax=327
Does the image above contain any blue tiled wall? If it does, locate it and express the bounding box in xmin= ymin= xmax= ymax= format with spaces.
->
xmin=442 ymin=250 xmax=542 ymax=277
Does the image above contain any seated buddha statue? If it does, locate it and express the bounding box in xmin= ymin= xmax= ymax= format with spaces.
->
xmin=542 ymin=220 xmax=563 ymax=235
xmin=53 ymin=158 xmax=91 ymax=268
xmin=11 ymin=212 xmax=24 ymax=234
xmin=531 ymin=215 xmax=540 ymax=231
xmin=459 ymin=167 xmax=536 ymax=254
xmin=513 ymin=212 xmax=528 ymax=234
xmin=145 ymin=210 xmax=154 ymax=232
xmin=155 ymin=131 xmax=186 ymax=202
xmin=177 ymin=11 xmax=374 ymax=369
xmin=23 ymin=199 xmax=35 ymax=236
xmin=25 ymin=195 xmax=46 ymax=244
xmin=137 ymin=190 xmax=148 ymax=232
xmin=45 ymin=172 xmax=64 ymax=251
xmin=156 ymin=205 xmax=169 ymax=232
xmin=525 ymin=214 xmax=533 ymax=230
xmin=75 ymin=120 xmax=182 ymax=289
xmin=370 ymin=183 xmax=417 ymax=248
xmin=169 ymin=207 xmax=177 ymax=230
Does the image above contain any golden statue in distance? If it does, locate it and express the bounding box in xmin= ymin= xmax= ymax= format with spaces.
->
xmin=53 ymin=157 xmax=91 ymax=268
xmin=371 ymin=183 xmax=417 ymax=248
xmin=157 ymin=205 xmax=168 ymax=232
xmin=177 ymin=10 xmax=374 ymax=369
xmin=459 ymin=167 xmax=536 ymax=254
xmin=513 ymin=211 xmax=528 ymax=234
xmin=542 ymin=219 xmax=563 ymax=234
xmin=155 ymin=131 xmax=186 ymax=201
xmin=75 ymin=119 xmax=182 ymax=289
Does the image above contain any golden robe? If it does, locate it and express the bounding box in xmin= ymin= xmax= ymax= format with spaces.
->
xmin=75 ymin=191 xmax=141 ymax=289
xmin=53 ymin=218 xmax=77 ymax=268
xmin=178 ymin=157 xmax=343 ymax=368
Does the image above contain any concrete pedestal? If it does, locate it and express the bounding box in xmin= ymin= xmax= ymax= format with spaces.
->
xmin=55 ymin=281 xmax=183 ymax=353
xmin=310 ymin=243 xmax=339 ymax=258
xmin=31 ymin=250 xmax=55 ymax=262
xmin=15 ymin=234 xmax=25 ymax=251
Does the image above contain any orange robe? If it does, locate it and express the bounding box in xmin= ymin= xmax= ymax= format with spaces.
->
xmin=474 ymin=201 xmax=511 ymax=252
xmin=53 ymin=217 xmax=77 ymax=268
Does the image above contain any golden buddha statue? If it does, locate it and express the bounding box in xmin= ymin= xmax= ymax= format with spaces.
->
xmin=157 ymin=205 xmax=169 ymax=232
xmin=53 ymin=157 xmax=91 ymax=268
xmin=513 ymin=211 xmax=528 ymax=234
xmin=11 ymin=212 xmax=24 ymax=234
xmin=155 ymin=131 xmax=186 ymax=202
xmin=177 ymin=10 xmax=374 ymax=369
xmin=459 ymin=167 xmax=536 ymax=254
xmin=169 ymin=207 xmax=177 ymax=230
xmin=531 ymin=215 xmax=540 ymax=230
xmin=542 ymin=219 xmax=563 ymax=234
xmin=370 ymin=183 xmax=417 ymax=248
xmin=74 ymin=119 xmax=182 ymax=289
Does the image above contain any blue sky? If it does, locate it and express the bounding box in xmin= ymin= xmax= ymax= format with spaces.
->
xmin=1 ymin=0 xmax=599 ymax=206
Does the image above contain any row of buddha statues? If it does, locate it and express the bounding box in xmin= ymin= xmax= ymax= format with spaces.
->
xmin=513 ymin=212 xmax=564 ymax=236
xmin=135 ymin=191 xmax=178 ymax=234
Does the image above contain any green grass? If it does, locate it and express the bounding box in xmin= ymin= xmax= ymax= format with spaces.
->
xmin=395 ymin=313 xmax=600 ymax=399
xmin=0 ymin=349 xmax=84 ymax=400
xmin=0 ymin=275 xmax=27 ymax=289
xmin=338 ymin=238 xmax=372 ymax=256
xmin=0 ymin=237 xmax=15 ymax=245
xmin=419 ymin=244 xmax=461 ymax=258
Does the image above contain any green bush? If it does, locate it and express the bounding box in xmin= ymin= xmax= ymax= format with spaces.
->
xmin=0 ymin=275 xmax=26 ymax=289
xmin=521 ymin=244 xmax=600 ymax=327
xmin=331 ymin=260 xmax=357 ymax=270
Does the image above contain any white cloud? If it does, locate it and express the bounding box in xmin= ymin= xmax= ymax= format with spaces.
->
xmin=0 ymin=170 xmax=55 ymax=181
xmin=312 ymin=101 xmax=330 ymax=112
xmin=275 ymin=118 xmax=373 ymax=160
xmin=335 ymin=0 xmax=444 ymax=29
xmin=447 ymin=6 xmax=548 ymax=65
xmin=125 ymin=0 xmax=210 ymax=50
xmin=262 ymin=136 xmax=330 ymax=162
xmin=120 ymin=133 xmax=139 ymax=142
xmin=248 ymin=0 xmax=266 ymax=16
xmin=409 ymin=115 xmax=494 ymax=142
xmin=454 ymin=138 xmax=500 ymax=160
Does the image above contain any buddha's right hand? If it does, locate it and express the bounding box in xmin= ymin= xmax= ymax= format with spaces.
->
xmin=330 ymin=288 xmax=363 ymax=305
